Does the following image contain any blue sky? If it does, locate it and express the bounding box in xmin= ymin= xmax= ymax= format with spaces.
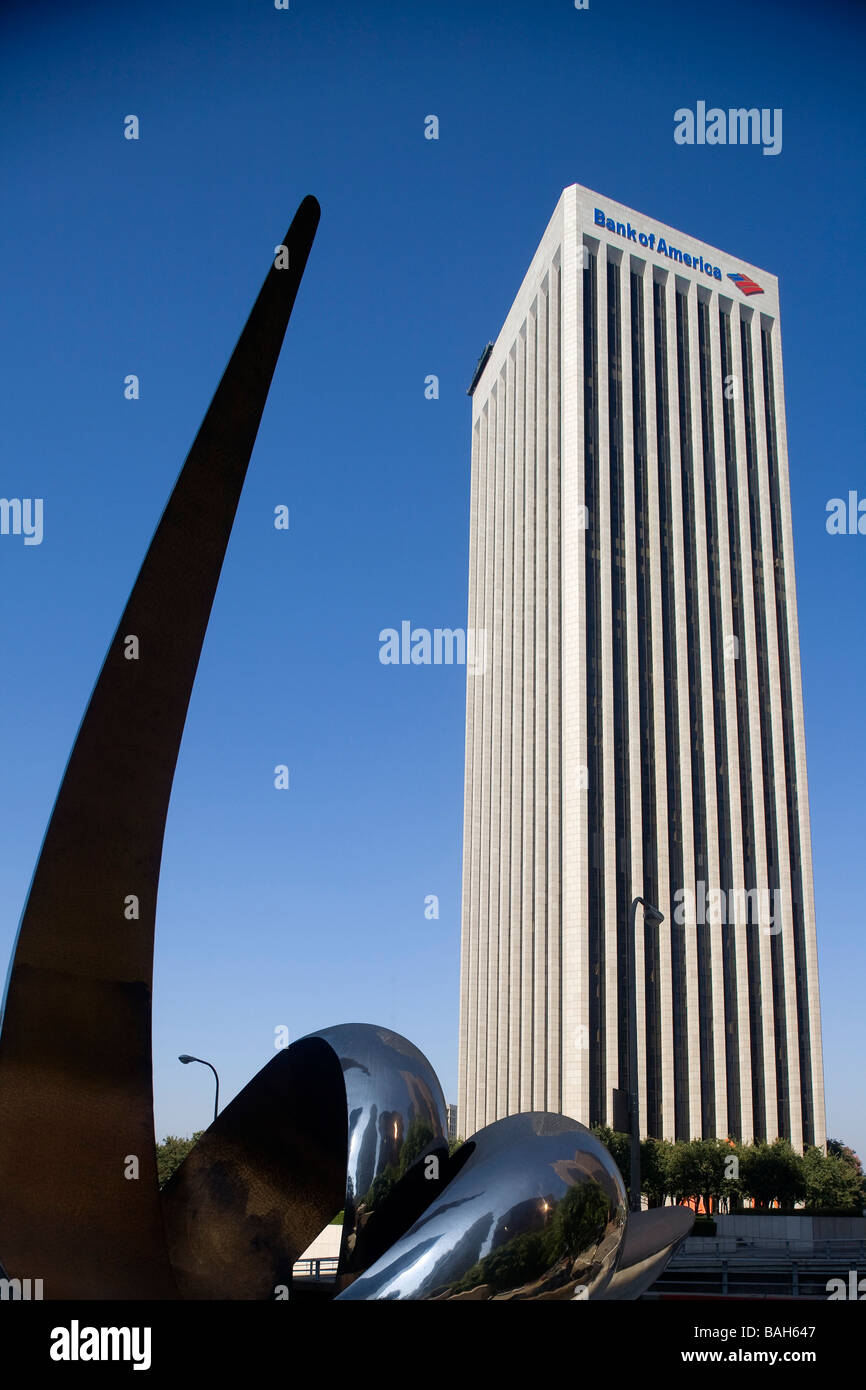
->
xmin=1 ymin=0 xmax=864 ymax=1157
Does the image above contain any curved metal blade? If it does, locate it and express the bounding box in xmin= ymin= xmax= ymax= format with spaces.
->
xmin=594 ymin=1204 xmax=694 ymax=1300
xmin=161 ymin=1036 xmax=348 ymax=1300
xmin=0 ymin=197 xmax=320 ymax=1298
xmin=160 ymin=1023 xmax=449 ymax=1298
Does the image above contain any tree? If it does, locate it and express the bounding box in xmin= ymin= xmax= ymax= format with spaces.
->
xmin=549 ymin=1180 xmax=611 ymax=1259
xmin=723 ymin=1142 xmax=748 ymax=1213
xmin=396 ymin=1117 xmax=434 ymax=1178
xmin=740 ymin=1139 xmax=806 ymax=1212
xmin=591 ymin=1125 xmax=631 ymax=1181
xmin=641 ymin=1138 xmax=676 ymax=1207
xmin=827 ymin=1139 xmax=865 ymax=1179
xmin=803 ymin=1146 xmax=864 ymax=1213
xmin=667 ymin=1139 xmax=731 ymax=1213
xmin=827 ymin=1138 xmax=866 ymax=1211
xmin=156 ymin=1132 xmax=204 ymax=1188
xmin=449 ymin=1179 xmax=612 ymax=1296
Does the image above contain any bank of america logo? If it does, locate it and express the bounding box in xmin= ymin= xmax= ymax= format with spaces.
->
xmin=728 ymin=271 xmax=763 ymax=296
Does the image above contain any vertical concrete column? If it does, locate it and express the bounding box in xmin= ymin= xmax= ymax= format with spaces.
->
xmin=748 ymin=310 xmax=802 ymax=1148
xmin=560 ymin=199 xmax=590 ymax=1125
xmin=685 ymin=282 xmax=728 ymax=1138
xmin=619 ymin=256 xmax=648 ymax=1135
xmin=484 ymin=367 xmax=507 ymax=1124
xmin=507 ymin=326 xmax=527 ymax=1116
xmin=730 ymin=300 xmax=777 ymax=1141
xmin=474 ymin=385 xmax=498 ymax=1132
xmin=663 ymin=271 xmax=701 ymax=1138
xmin=520 ymin=306 xmax=538 ymax=1113
xmin=596 ymin=246 xmax=619 ymax=1124
xmin=768 ymin=321 xmax=826 ymax=1148
xmin=457 ymin=412 xmax=483 ymax=1138
xmin=496 ymin=348 xmax=516 ymax=1118
xmin=546 ymin=256 xmax=563 ymax=1112
xmin=532 ymin=281 xmax=550 ymax=1110
xmin=642 ymin=268 xmax=675 ymax=1140
xmin=707 ymin=293 xmax=754 ymax=1143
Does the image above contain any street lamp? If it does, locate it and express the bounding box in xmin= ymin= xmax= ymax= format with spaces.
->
xmin=627 ymin=896 xmax=664 ymax=1213
xmin=178 ymin=1054 xmax=220 ymax=1123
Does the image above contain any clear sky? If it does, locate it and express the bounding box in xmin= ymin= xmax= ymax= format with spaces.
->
xmin=1 ymin=0 xmax=863 ymax=1158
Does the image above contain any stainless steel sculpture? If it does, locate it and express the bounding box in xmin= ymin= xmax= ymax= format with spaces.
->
xmin=0 ymin=198 xmax=693 ymax=1300
xmin=595 ymin=1204 xmax=696 ymax=1301
xmin=336 ymin=1112 xmax=628 ymax=1301
xmin=161 ymin=1024 xmax=450 ymax=1298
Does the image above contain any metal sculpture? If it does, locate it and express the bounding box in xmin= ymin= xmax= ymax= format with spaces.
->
xmin=0 ymin=197 xmax=321 ymax=1297
xmin=336 ymin=1112 xmax=628 ymax=1301
xmin=595 ymin=1204 xmax=696 ymax=1301
xmin=161 ymin=1024 xmax=450 ymax=1299
xmin=0 ymin=198 xmax=693 ymax=1300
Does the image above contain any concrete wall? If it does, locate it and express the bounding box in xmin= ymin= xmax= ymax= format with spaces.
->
xmin=684 ymin=1214 xmax=866 ymax=1255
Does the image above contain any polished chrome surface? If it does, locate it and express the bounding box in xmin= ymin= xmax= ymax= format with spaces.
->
xmin=337 ymin=1112 xmax=628 ymax=1300
xmin=162 ymin=1021 xmax=447 ymax=1297
xmin=595 ymin=1205 xmax=694 ymax=1300
xmin=303 ymin=1023 xmax=449 ymax=1277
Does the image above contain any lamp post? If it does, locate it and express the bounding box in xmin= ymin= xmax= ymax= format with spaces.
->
xmin=627 ymin=896 xmax=664 ymax=1213
xmin=178 ymin=1054 xmax=220 ymax=1123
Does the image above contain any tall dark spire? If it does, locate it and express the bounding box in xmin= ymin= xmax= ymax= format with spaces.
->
xmin=0 ymin=197 xmax=320 ymax=1298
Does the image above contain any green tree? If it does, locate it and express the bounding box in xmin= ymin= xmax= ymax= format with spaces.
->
xmin=724 ymin=1142 xmax=749 ymax=1212
xmin=641 ymin=1138 xmax=676 ymax=1207
xmin=156 ymin=1132 xmax=204 ymax=1188
xmin=450 ymin=1179 xmax=612 ymax=1296
xmin=803 ymin=1146 xmax=864 ymax=1213
xmin=549 ymin=1180 xmax=610 ymax=1258
xmin=667 ymin=1139 xmax=732 ymax=1214
xmin=591 ymin=1125 xmax=631 ymax=1181
xmin=396 ymin=1117 xmax=435 ymax=1178
xmin=827 ymin=1137 xmax=862 ymax=1168
xmin=451 ymin=1229 xmax=550 ymax=1296
xmin=827 ymin=1139 xmax=865 ymax=1190
xmin=364 ymin=1164 xmax=398 ymax=1211
xmin=740 ymin=1139 xmax=806 ymax=1212
xmin=668 ymin=1141 xmax=698 ymax=1209
xmin=828 ymin=1138 xmax=866 ymax=1211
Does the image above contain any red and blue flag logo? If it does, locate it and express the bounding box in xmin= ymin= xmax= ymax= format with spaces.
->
xmin=727 ymin=272 xmax=764 ymax=296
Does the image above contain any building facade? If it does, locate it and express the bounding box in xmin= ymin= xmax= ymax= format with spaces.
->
xmin=457 ymin=183 xmax=825 ymax=1150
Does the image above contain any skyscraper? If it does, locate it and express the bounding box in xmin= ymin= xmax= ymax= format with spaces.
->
xmin=457 ymin=183 xmax=825 ymax=1151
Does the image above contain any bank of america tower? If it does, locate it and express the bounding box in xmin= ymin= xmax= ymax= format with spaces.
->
xmin=457 ymin=183 xmax=825 ymax=1150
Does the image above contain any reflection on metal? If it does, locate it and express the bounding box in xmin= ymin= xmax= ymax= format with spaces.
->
xmin=336 ymin=1112 xmax=629 ymax=1300
xmin=162 ymin=1036 xmax=348 ymax=1299
xmin=305 ymin=1024 xmax=449 ymax=1283
xmin=595 ymin=1205 xmax=694 ymax=1300
xmin=0 ymin=198 xmax=320 ymax=1298
xmin=161 ymin=1024 xmax=449 ymax=1298
xmin=164 ymin=1039 xmax=692 ymax=1302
